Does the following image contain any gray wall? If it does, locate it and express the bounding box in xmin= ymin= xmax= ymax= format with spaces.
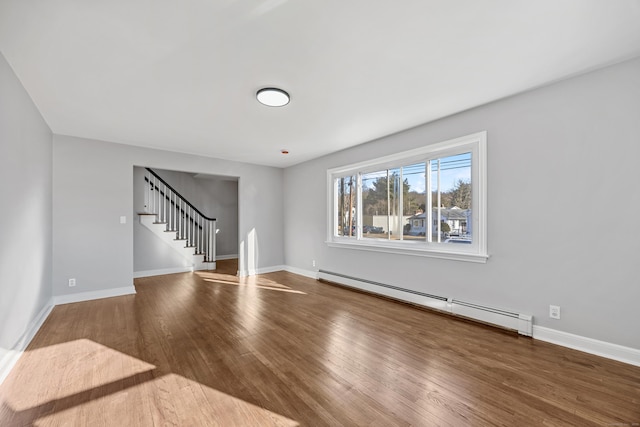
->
xmin=53 ymin=134 xmax=283 ymax=296
xmin=0 ymin=53 xmax=53 ymax=359
xmin=283 ymin=57 xmax=640 ymax=350
xmin=133 ymin=167 xmax=239 ymax=273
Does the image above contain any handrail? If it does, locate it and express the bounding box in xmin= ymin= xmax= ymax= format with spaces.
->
xmin=145 ymin=167 xmax=216 ymax=221
xmin=143 ymin=177 xmax=208 ymax=229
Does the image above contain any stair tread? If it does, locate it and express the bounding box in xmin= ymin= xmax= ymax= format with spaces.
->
xmin=137 ymin=213 xmax=156 ymax=216
xmin=153 ymin=222 xmax=167 ymax=225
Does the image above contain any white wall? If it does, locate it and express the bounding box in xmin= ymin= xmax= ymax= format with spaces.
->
xmin=283 ymin=57 xmax=640 ymax=350
xmin=53 ymin=135 xmax=283 ymax=296
xmin=0 ymin=53 xmax=53 ymax=363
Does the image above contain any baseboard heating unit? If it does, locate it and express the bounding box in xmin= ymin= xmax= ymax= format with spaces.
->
xmin=317 ymin=270 xmax=533 ymax=336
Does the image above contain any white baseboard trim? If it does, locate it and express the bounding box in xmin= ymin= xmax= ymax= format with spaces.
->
xmin=0 ymin=298 xmax=55 ymax=385
xmin=134 ymin=267 xmax=193 ymax=278
xmin=533 ymin=326 xmax=640 ymax=367
xmin=238 ymin=265 xmax=287 ymax=277
xmin=53 ymin=286 xmax=137 ymax=306
xmin=283 ymin=265 xmax=318 ymax=280
xmin=216 ymin=254 xmax=238 ymax=260
xmin=235 ymin=265 xmax=318 ymax=279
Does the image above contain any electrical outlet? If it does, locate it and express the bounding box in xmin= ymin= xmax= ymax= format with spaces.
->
xmin=549 ymin=305 xmax=560 ymax=319
xmin=312 ymin=260 xmax=316 ymax=267
xmin=69 ymin=278 xmax=76 ymax=287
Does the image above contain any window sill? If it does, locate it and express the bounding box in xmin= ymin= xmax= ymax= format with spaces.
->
xmin=326 ymin=239 xmax=489 ymax=263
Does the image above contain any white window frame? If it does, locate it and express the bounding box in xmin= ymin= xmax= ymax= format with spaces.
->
xmin=326 ymin=131 xmax=488 ymax=263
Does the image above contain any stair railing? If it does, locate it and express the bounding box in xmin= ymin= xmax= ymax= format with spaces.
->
xmin=143 ymin=168 xmax=216 ymax=263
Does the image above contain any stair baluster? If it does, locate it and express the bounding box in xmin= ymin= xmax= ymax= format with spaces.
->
xmin=143 ymin=168 xmax=216 ymax=268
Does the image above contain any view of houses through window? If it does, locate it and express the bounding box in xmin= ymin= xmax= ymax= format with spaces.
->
xmin=336 ymin=153 xmax=472 ymax=245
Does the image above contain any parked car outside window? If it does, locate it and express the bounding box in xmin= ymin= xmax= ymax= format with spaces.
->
xmin=444 ymin=238 xmax=472 ymax=244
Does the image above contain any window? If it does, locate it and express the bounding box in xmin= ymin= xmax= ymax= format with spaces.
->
xmin=336 ymin=175 xmax=357 ymax=237
xmin=327 ymin=132 xmax=487 ymax=262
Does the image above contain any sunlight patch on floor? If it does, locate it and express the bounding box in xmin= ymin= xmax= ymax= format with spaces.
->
xmin=3 ymin=339 xmax=155 ymax=412
xmin=33 ymin=373 xmax=299 ymax=426
xmin=196 ymin=271 xmax=306 ymax=295
xmin=1 ymin=339 xmax=299 ymax=426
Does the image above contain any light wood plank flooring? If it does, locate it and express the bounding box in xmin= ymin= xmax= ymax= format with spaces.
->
xmin=1 ymin=259 xmax=639 ymax=426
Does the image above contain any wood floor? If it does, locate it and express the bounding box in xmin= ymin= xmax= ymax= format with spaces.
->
xmin=1 ymin=260 xmax=639 ymax=426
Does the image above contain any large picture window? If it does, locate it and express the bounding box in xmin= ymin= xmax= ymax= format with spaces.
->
xmin=327 ymin=132 xmax=487 ymax=262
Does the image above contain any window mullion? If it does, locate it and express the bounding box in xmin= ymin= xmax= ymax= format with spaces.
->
xmin=335 ymin=178 xmax=341 ymax=237
xmin=426 ymin=161 xmax=432 ymax=243
xmin=437 ymin=159 xmax=441 ymax=243
xmin=357 ymin=173 xmax=363 ymax=239
xmin=347 ymin=177 xmax=354 ymax=237
xmin=386 ymin=169 xmax=391 ymax=240
xmin=399 ymin=167 xmax=404 ymax=241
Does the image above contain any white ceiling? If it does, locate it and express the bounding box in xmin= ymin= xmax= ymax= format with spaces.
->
xmin=1 ymin=1 xmax=640 ymax=168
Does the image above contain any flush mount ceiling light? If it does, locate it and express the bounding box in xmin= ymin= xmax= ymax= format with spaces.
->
xmin=256 ymin=87 xmax=290 ymax=107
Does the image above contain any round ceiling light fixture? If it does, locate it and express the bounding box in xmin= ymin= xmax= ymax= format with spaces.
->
xmin=257 ymin=87 xmax=290 ymax=107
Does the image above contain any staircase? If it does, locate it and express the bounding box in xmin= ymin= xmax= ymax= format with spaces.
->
xmin=139 ymin=168 xmax=216 ymax=271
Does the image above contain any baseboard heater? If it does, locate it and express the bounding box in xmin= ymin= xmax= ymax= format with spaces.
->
xmin=317 ymin=270 xmax=533 ymax=336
